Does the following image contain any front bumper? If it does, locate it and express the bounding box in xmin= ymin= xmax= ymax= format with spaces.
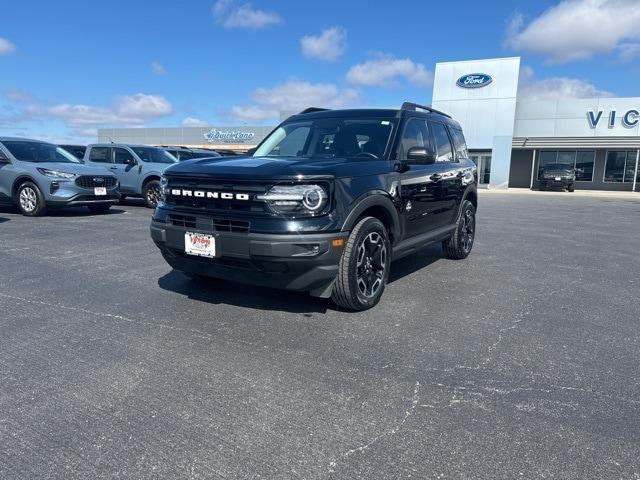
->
xmin=45 ymin=181 xmax=120 ymax=206
xmin=150 ymin=218 xmax=349 ymax=295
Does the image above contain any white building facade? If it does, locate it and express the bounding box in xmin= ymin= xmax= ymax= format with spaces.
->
xmin=431 ymin=57 xmax=640 ymax=192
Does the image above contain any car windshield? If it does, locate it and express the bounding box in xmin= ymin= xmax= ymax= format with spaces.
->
xmin=2 ymin=140 xmax=81 ymax=163
xmin=253 ymin=118 xmax=395 ymax=160
xmin=131 ymin=147 xmax=177 ymax=164
xmin=545 ymin=163 xmax=573 ymax=171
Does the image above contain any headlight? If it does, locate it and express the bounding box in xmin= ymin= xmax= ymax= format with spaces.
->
xmin=159 ymin=175 xmax=169 ymax=203
xmin=36 ymin=168 xmax=77 ymax=180
xmin=257 ymin=184 xmax=329 ymax=216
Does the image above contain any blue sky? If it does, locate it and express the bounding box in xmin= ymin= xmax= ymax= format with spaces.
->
xmin=1 ymin=0 xmax=639 ymax=142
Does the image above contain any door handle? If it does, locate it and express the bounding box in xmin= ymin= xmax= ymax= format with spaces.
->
xmin=430 ymin=173 xmax=442 ymax=182
xmin=109 ymin=166 xmax=117 ymax=170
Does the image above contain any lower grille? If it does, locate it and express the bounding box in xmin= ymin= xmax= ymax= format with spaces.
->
xmin=76 ymin=176 xmax=117 ymax=188
xmin=168 ymin=214 xmax=250 ymax=233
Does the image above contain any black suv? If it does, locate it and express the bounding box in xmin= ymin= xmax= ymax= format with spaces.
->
xmin=539 ymin=163 xmax=576 ymax=191
xmin=151 ymin=103 xmax=477 ymax=310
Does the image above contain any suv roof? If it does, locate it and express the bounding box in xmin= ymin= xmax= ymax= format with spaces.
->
xmin=286 ymin=102 xmax=460 ymax=128
xmin=88 ymin=143 xmax=165 ymax=148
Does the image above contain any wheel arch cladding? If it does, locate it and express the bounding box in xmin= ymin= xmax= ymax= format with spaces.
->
xmin=342 ymin=193 xmax=400 ymax=244
xmin=12 ymin=176 xmax=38 ymax=199
xmin=463 ymin=188 xmax=477 ymax=211
xmin=142 ymin=175 xmax=161 ymax=188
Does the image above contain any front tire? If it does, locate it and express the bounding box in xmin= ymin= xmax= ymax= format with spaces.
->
xmin=567 ymin=184 xmax=575 ymax=192
xmin=143 ymin=180 xmax=160 ymax=208
xmin=442 ymin=200 xmax=476 ymax=260
xmin=16 ymin=182 xmax=47 ymax=216
xmin=87 ymin=204 xmax=111 ymax=214
xmin=332 ymin=216 xmax=390 ymax=311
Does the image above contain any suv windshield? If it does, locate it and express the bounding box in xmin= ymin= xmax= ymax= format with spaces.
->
xmin=131 ymin=147 xmax=177 ymax=164
xmin=2 ymin=141 xmax=81 ymax=163
xmin=253 ymin=118 xmax=395 ymax=160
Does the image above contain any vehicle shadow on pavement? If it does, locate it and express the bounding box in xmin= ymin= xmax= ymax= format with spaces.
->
xmin=388 ymin=244 xmax=442 ymax=284
xmin=46 ymin=208 xmax=127 ymax=217
xmin=0 ymin=216 xmax=9 ymax=224
xmin=157 ymin=270 xmax=330 ymax=314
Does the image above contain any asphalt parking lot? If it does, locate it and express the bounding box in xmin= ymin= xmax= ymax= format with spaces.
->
xmin=1 ymin=192 xmax=639 ymax=479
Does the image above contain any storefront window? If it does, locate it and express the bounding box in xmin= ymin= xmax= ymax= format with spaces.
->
xmin=537 ymin=150 xmax=595 ymax=181
xmin=575 ymin=151 xmax=595 ymax=181
xmin=604 ymin=151 xmax=638 ymax=183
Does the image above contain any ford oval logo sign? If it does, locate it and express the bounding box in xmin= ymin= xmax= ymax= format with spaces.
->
xmin=457 ymin=73 xmax=493 ymax=89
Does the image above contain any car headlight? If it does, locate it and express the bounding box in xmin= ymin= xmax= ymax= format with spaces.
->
xmin=36 ymin=168 xmax=77 ymax=180
xmin=159 ymin=175 xmax=169 ymax=203
xmin=257 ymin=184 xmax=329 ymax=216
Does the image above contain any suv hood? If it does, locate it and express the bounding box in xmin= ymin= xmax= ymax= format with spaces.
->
xmin=34 ymin=162 xmax=115 ymax=176
xmin=163 ymin=156 xmax=392 ymax=179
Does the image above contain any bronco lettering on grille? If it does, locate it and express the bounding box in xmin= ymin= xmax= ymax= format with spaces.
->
xmin=170 ymin=189 xmax=250 ymax=201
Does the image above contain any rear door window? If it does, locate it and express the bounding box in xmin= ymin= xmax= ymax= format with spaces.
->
xmin=430 ymin=122 xmax=454 ymax=163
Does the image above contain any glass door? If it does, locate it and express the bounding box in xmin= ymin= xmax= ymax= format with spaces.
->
xmin=470 ymin=154 xmax=491 ymax=186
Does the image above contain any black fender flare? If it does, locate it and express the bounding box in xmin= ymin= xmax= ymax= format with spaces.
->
xmin=12 ymin=175 xmax=39 ymax=200
xmin=341 ymin=192 xmax=401 ymax=243
xmin=460 ymin=185 xmax=478 ymax=214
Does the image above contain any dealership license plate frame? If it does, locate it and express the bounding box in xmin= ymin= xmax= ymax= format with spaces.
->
xmin=184 ymin=232 xmax=217 ymax=258
xmin=94 ymin=187 xmax=107 ymax=196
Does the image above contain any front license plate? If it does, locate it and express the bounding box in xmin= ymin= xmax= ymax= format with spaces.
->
xmin=94 ymin=187 xmax=107 ymax=196
xmin=554 ymin=177 xmax=561 ymax=181
xmin=185 ymin=232 xmax=216 ymax=258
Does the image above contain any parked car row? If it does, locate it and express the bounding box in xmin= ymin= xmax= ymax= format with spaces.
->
xmin=0 ymin=138 xmax=231 ymax=216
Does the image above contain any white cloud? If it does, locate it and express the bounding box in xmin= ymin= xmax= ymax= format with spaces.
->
xmin=300 ymin=27 xmax=347 ymax=61
xmin=618 ymin=42 xmax=640 ymax=61
xmin=505 ymin=0 xmax=640 ymax=63
xmin=18 ymin=93 xmax=173 ymax=129
xmin=151 ymin=60 xmax=166 ymax=75
xmin=230 ymin=80 xmax=360 ymax=122
xmin=212 ymin=0 xmax=282 ymax=29
xmin=517 ymin=65 xmax=614 ymax=100
xmin=346 ymin=54 xmax=432 ymax=87
xmin=0 ymin=37 xmax=17 ymax=55
xmin=182 ymin=116 xmax=209 ymax=127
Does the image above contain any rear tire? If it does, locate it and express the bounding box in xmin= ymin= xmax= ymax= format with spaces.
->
xmin=331 ymin=217 xmax=390 ymax=311
xmin=87 ymin=204 xmax=111 ymax=214
xmin=143 ymin=180 xmax=160 ymax=208
xmin=442 ymin=200 xmax=476 ymax=260
xmin=16 ymin=182 xmax=47 ymax=216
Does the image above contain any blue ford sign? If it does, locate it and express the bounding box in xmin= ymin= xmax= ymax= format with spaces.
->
xmin=456 ymin=73 xmax=493 ymax=89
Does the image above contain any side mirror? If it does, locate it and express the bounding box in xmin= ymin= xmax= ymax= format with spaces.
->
xmin=0 ymin=150 xmax=10 ymax=163
xmin=124 ymin=157 xmax=137 ymax=165
xmin=407 ymin=146 xmax=435 ymax=164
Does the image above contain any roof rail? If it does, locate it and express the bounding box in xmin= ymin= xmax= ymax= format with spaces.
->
xmin=299 ymin=107 xmax=330 ymax=114
xmin=400 ymin=102 xmax=451 ymax=118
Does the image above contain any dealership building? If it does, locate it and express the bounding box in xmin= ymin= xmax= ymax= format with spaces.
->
xmin=98 ymin=56 xmax=639 ymax=193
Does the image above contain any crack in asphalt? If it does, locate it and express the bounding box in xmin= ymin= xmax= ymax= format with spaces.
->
xmin=328 ymin=381 xmax=420 ymax=474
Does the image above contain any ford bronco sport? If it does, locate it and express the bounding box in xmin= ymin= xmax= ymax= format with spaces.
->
xmin=151 ymin=103 xmax=477 ymax=310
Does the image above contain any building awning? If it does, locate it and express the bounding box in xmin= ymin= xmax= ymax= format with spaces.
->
xmin=512 ymin=137 xmax=640 ymax=149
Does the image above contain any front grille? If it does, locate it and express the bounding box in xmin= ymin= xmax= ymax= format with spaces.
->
xmin=165 ymin=177 xmax=269 ymax=215
xmin=168 ymin=214 xmax=250 ymax=233
xmin=76 ymin=176 xmax=117 ymax=189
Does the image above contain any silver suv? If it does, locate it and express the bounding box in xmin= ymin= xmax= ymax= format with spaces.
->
xmin=0 ymin=137 xmax=119 ymax=216
xmin=84 ymin=144 xmax=177 ymax=208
